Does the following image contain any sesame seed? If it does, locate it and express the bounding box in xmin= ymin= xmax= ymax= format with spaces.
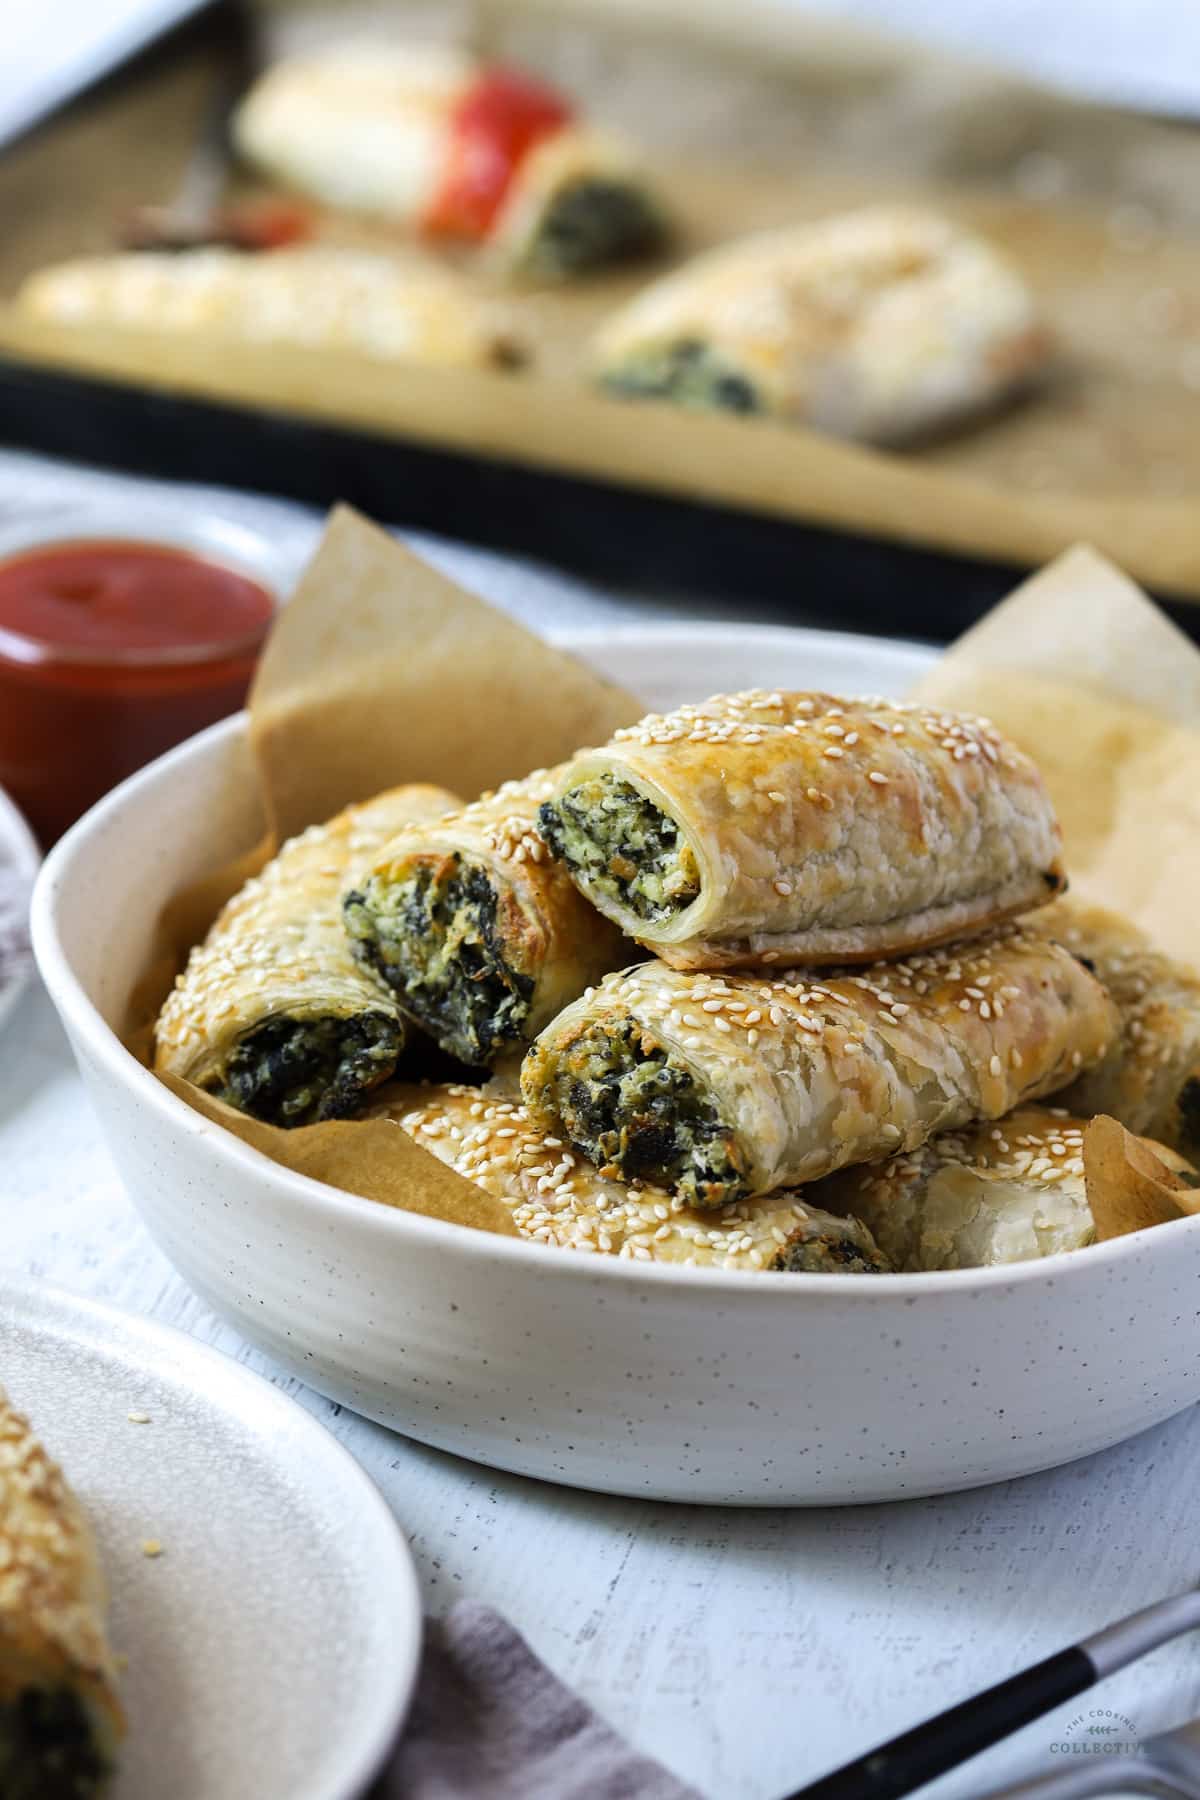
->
xmin=773 ymin=879 xmax=794 ymax=896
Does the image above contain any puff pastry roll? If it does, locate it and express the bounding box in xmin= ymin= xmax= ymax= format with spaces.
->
xmin=343 ymin=770 xmax=627 ymax=1067
xmin=537 ymin=691 xmax=1065 ymax=971
xmin=233 ymin=45 xmax=665 ymax=277
xmin=18 ymin=247 xmax=514 ymax=369
xmin=379 ymin=1084 xmax=890 ymax=1271
xmin=156 ymin=783 xmax=459 ymax=1126
xmin=593 ymin=205 xmax=1049 ymax=443
xmin=521 ymin=928 xmax=1116 ymax=1208
xmin=818 ymin=1108 xmax=1197 ymax=1270
xmin=0 ymin=1389 xmax=124 ymax=1796
xmin=1039 ymin=898 xmax=1200 ymax=1153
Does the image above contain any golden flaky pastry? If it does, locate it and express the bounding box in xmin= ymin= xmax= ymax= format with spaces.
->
xmin=156 ymin=784 xmax=459 ymax=1127
xmin=232 ymin=44 xmax=665 ymax=276
xmin=1038 ymin=897 xmax=1200 ymax=1155
xmin=522 ymin=926 xmax=1117 ymax=1209
xmin=18 ymin=247 xmax=516 ymax=368
xmin=538 ymin=690 xmax=1064 ymax=971
xmin=343 ymin=769 xmax=626 ymax=1069
xmin=0 ymin=1389 xmax=124 ymax=1796
xmin=376 ymin=1083 xmax=889 ymax=1271
xmin=594 ymin=205 xmax=1050 ymax=443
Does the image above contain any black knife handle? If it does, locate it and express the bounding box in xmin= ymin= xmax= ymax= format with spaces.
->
xmin=789 ymin=1645 xmax=1095 ymax=1800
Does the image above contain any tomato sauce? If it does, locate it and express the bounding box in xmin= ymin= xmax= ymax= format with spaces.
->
xmin=423 ymin=67 xmax=573 ymax=241
xmin=0 ymin=540 xmax=275 ymax=845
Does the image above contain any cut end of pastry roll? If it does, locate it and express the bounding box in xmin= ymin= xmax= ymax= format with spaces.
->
xmin=0 ymin=1391 xmax=125 ymax=1797
xmin=491 ymin=129 xmax=668 ymax=279
xmin=232 ymin=44 xmax=667 ymax=278
xmin=156 ymin=783 xmax=460 ymax=1127
xmin=209 ymin=1008 xmax=404 ymax=1128
xmin=380 ymin=1083 xmax=891 ymax=1271
xmin=343 ymin=773 xmax=628 ymax=1068
xmin=344 ymin=854 xmax=539 ymax=1067
xmin=17 ymin=248 xmax=518 ymax=371
xmin=522 ymin=929 xmax=1117 ymax=1208
xmin=592 ymin=205 xmax=1050 ymax=444
xmin=538 ymin=691 xmax=1065 ymax=971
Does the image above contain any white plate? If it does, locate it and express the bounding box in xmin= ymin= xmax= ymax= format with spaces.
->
xmin=0 ymin=783 xmax=39 ymax=1036
xmin=0 ymin=1276 xmax=421 ymax=1800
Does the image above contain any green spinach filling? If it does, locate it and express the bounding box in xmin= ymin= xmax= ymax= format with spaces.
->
xmin=520 ymin=180 xmax=664 ymax=277
xmin=0 ymin=1687 xmax=109 ymax=1800
xmin=344 ymin=857 xmax=534 ymax=1066
xmin=600 ymin=337 xmax=760 ymax=413
xmin=213 ymin=1011 xmax=400 ymax=1128
xmin=539 ymin=777 xmax=699 ymax=924
xmin=550 ymin=1018 xmax=745 ymax=1206
xmin=773 ymin=1231 xmax=889 ymax=1275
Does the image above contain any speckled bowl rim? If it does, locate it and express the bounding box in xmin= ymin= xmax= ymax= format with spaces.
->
xmin=30 ymin=620 xmax=1200 ymax=1302
xmin=1 ymin=1272 xmax=423 ymax=1800
xmin=0 ymin=774 xmax=40 ymax=1034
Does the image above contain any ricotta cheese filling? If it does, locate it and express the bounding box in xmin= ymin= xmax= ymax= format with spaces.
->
xmin=539 ymin=776 xmax=700 ymax=924
xmin=344 ymin=856 xmax=534 ymax=1066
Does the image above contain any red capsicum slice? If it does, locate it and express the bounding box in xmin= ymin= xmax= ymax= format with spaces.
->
xmin=423 ymin=67 xmax=573 ymax=241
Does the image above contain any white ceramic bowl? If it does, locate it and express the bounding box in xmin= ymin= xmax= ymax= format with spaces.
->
xmin=32 ymin=624 xmax=1200 ymax=1505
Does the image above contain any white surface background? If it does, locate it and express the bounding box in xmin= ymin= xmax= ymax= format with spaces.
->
xmin=4 ymin=447 xmax=1200 ymax=1798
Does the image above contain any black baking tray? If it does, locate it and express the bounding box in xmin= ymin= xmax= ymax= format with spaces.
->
xmin=0 ymin=353 xmax=1066 ymax=643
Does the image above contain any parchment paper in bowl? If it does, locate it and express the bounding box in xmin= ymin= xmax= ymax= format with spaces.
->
xmin=913 ymin=543 xmax=1200 ymax=964
xmin=146 ymin=505 xmax=639 ymax=1230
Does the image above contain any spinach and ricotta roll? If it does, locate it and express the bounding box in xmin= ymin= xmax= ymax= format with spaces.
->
xmin=232 ymin=45 xmax=665 ymax=278
xmin=537 ymin=690 xmax=1065 ymax=971
xmin=817 ymin=1108 xmax=1197 ymax=1270
xmin=1038 ymin=899 xmax=1200 ymax=1154
xmin=521 ymin=927 xmax=1117 ymax=1209
xmin=0 ymin=1390 xmax=124 ymax=1798
xmin=592 ymin=206 xmax=1049 ymax=443
xmin=343 ymin=770 xmax=628 ymax=1068
xmin=18 ymin=247 xmax=515 ymax=369
xmin=379 ymin=1084 xmax=890 ymax=1271
xmin=156 ymin=783 xmax=459 ymax=1126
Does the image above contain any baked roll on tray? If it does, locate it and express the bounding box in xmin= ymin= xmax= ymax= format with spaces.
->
xmin=378 ymin=1084 xmax=890 ymax=1271
xmin=521 ymin=927 xmax=1117 ymax=1209
xmin=18 ymin=247 xmax=517 ymax=370
xmin=156 ymin=783 xmax=459 ymax=1126
xmin=537 ymin=690 xmax=1064 ymax=971
xmin=815 ymin=1109 xmax=1192 ymax=1271
xmin=343 ymin=769 xmax=628 ymax=1068
xmin=0 ymin=1390 xmax=124 ymax=1798
xmin=233 ymin=44 xmax=666 ymax=277
xmin=1037 ymin=898 xmax=1200 ymax=1155
xmin=592 ymin=205 xmax=1050 ymax=443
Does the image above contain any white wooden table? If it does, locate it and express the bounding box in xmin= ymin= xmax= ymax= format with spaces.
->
xmin=5 ymin=452 xmax=1200 ymax=1800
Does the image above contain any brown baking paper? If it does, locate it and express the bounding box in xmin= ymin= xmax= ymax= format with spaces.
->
xmin=1083 ymin=1115 xmax=1200 ymax=1242
xmin=6 ymin=0 xmax=1200 ymax=594
xmin=147 ymin=506 xmax=639 ymax=1231
xmin=914 ymin=544 xmax=1200 ymax=964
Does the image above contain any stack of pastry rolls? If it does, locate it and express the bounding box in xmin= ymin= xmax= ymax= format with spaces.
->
xmin=155 ymin=687 xmax=1200 ymax=1272
xmin=511 ymin=690 xmax=1198 ymax=1270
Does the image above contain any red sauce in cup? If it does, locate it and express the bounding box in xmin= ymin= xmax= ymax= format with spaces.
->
xmin=0 ymin=539 xmax=275 ymax=846
xmin=423 ymin=67 xmax=573 ymax=241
